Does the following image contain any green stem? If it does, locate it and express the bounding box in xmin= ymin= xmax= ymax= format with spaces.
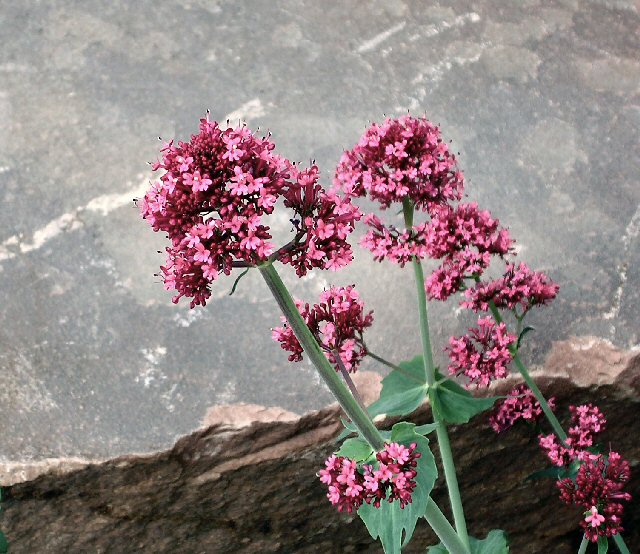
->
xmin=403 ymin=199 xmax=471 ymax=552
xmin=424 ymin=498 xmax=470 ymax=554
xmin=260 ymin=263 xmax=385 ymax=451
xmin=487 ymin=302 xmax=567 ymax=441
xmin=613 ymin=534 xmax=630 ymax=554
xmin=577 ymin=534 xmax=589 ymax=554
xmin=366 ymin=350 xmax=425 ymax=384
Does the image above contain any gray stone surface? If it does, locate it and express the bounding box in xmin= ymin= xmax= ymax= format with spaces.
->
xmin=0 ymin=0 xmax=638 ymax=464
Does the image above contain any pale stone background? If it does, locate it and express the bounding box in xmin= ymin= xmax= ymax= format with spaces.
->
xmin=0 ymin=0 xmax=638 ymax=464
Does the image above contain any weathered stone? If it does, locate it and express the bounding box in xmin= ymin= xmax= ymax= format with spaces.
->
xmin=1 ymin=339 xmax=638 ymax=553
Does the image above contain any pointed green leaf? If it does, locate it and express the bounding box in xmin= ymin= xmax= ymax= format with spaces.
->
xmin=597 ymin=536 xmax=608 ymax=554
xmin=414 ymin=423 xmax=439 ymax=436
xmin=337 ymin=437 xmax=374 ymax=462
xmin=517 ymin=326 xmax=536 ymax=349
xmin=335 ymin=418 xmax=358 ymax=442
xmin=358 ymin=422 xmax=437 ymax=553
xmin=368 ymin=356 xmax=428 ymax=418
xmin=427 ymin=543 xmax=448 ymax=554
xmin=430 ymin=373 xmax=500 ymax=424
xmin=0 ymin=529 xmax=7 ymax=553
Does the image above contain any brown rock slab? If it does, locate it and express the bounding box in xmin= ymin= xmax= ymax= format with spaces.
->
xmin=1 ymin=342 xmax=639 ymax=553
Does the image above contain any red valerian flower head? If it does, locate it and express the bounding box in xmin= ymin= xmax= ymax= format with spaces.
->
xmin=140 ymin=118 xmax=291 ymax=307
xmin=140 ymin=118 xmax=360 ymax=308
xmin=462 ymin=262 xmax=559 ymax=314
xmin=359 ymin=215 xmax=430 ymax=267
xmin=539 ymin=404 xmax=607 ymax=467
xmin=489 ymin=384 xmax=556 ymax=433
xmin=558 ymin=451 xmax=631 ymax=542
xmin=272 ymin=286 xmax=374 ymax=373
xmin=334 ymin=115 xmax=464 ymax=212
xmin=446 ymin=316 xmax=515 ymax=387
xmin=278 ymin=165 xmax=361 ymax=276
xmin=319 ymin=442 xmax=421 ymax=513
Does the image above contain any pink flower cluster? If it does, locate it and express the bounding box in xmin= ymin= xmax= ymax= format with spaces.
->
xmin=463 ymin=262 xmax=559 ymax=314
xmin=489 ymin=384 xmax=556 ymax=433
xmin=319 ymin=442 xmax=421 ymax=513
xmin=446 ymin=316 xmax=516 ymax=387
xmin=539 ymin=404 xmax=606 ymax=467
xmin=334 ymin=115 xmax=464 ymax=211
xmin=272 ymin=286 xmax=374 ymax=372
xmin=558 ymin=452 xmax=631 ymax=541
xmin=279 ymin=165 xmax=361 ymax=276
xmin=139 ymin=117 xmax=359 ymax=307
xmin=360 ymin=215 xmax=430 ymax=267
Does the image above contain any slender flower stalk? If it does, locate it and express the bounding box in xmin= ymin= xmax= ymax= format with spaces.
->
xmin=333 ymin=350 xmax=368 ymax=413
xmin=577 ymin=534 xmax=589 ymax=554
xmin=486 ymin=301 xmax=567 ymax=441
xmin=259 ymin=262 xmax=470 ymax=554
xmin=366 ymin=350 xmax=425 ymax=384
xmin=403 ymin=198 xmax=471 ymax=551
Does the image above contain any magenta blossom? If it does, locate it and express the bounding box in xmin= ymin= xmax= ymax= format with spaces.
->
xmin=539 ymin=404 xmax=607 ymax=467
xmin=462 ymin=262 xmax=559 ymax=315
xmin=446 ymin=316 xmax=515 ymax=387
xmin=140 ymin=118 xmax=360 ymax=307
xmin=334 ymin=115 xmax=464 ymax=212
xmin=558 ymin=451 xmax=631 ymax=541
xmin=272 ymin=285 xmax=374 ymax=373
xmin=278 ymin=165 xmax=361 ymax=276
xmin=319 ymin=442 xmax=421 ymax=513
xmin=490 ymin=384 xmax=556 ymax=433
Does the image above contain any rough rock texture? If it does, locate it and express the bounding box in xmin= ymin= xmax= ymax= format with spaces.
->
xmin=1 ymin=339 xmax=638 ymax=553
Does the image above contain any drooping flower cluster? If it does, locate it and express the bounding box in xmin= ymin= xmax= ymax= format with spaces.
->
xmin=558 ymin=452 xmax=631 ymax=541
xmin=489 ymin=384 xmax=556 ymax=433
xmin=272 ymin=286 xmax=373 ymax=372
xmin=319 ymin=443 xmax=421 ymax=513
xmin=334 ymin=115 xmax=464 ymax=211
xmin=446 ymin=316 xmax=516 ymax=387
xmin=140 ymin=117 xmax=359 ymax=307
xmin=539 ymin=404 xmax=606 ymax=467
xmin=463 ymin=262 xmax=559 ymax=315
xmin=278 ymin=165 xmax=361 ymax=276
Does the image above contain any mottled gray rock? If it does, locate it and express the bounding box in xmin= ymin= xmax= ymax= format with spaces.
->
xmin=0 ymin=1 xmax=638 ymax=468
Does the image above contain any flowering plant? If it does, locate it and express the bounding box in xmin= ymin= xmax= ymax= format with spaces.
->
xmin=139 ymin=115 xmax=631 ymax=554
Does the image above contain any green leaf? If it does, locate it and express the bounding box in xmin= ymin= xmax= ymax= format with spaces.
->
xmin=0 ymin=529 xmax=8 ymax=553
xmin=428 ymin=529 xmax=509 ymax=554
xmin=414 ymin=423 xmax=439 ymax=436
xmin=335 ymin=418 xmax=358 ymax=442
xmin=430 ymin=373 xmax=500 ymax=424
xmin=470 ymin=529 xmax=509 ymax=553
xmin=358 ymin=422 xmax=437 ymax=553
xmin=517 ymin=326 xmax=535 ymax=349
xmin=368 ymin=356 xmax=428 ymax=418
xmin=598 ymin=536 xmax=608 ymax=554
xmin=336 ymin=437 xmax=374 ymax=462
xmin=228 ymin=267 xmax=250 ymax=296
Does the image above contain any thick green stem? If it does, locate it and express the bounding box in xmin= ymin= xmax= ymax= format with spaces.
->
xmin=577 ymin=535 xmax=589 ymax=554
xmin=487 ymin=302 xmax=567 ymax=441
xmin=424 ymin=498 xmax=470 ymax=554
xmin=403 ymin=199 xmax=471 ymax=551
xmin=260 ymin=263 xmax=385 ymax=451
xmin=613 ymin=534 xmax=630 ymax=554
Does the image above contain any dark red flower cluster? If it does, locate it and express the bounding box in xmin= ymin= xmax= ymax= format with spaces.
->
xmin=489 ymin=384 xmax=556 ymax=433
xmin=271 ymin=286 xmax=373 ymax=373
xmin=539 ymin=404 xmax=606 ymax=467
xmin=558 ymin=452 xmax=631 ymax=542
xmin=462 ymin=262 xmax=559 ymax=314
xmin=334 ymin=115 xmax=464 ymax=211
xmin=446 ymin=316 xmax=516 ymax=387
xmin=278 ymin=165 xmax=361 ymax=276
xmin=319 ymin=442 xmax=421 ymax=513
xmin=140 ymin=118 xmax=360 ymax=307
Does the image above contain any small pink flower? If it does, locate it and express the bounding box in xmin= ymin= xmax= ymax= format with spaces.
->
xmin=490 ymin=384 xmax=556 ymax=433
xmin=585 ymin=506 xmax=605 ymax=528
